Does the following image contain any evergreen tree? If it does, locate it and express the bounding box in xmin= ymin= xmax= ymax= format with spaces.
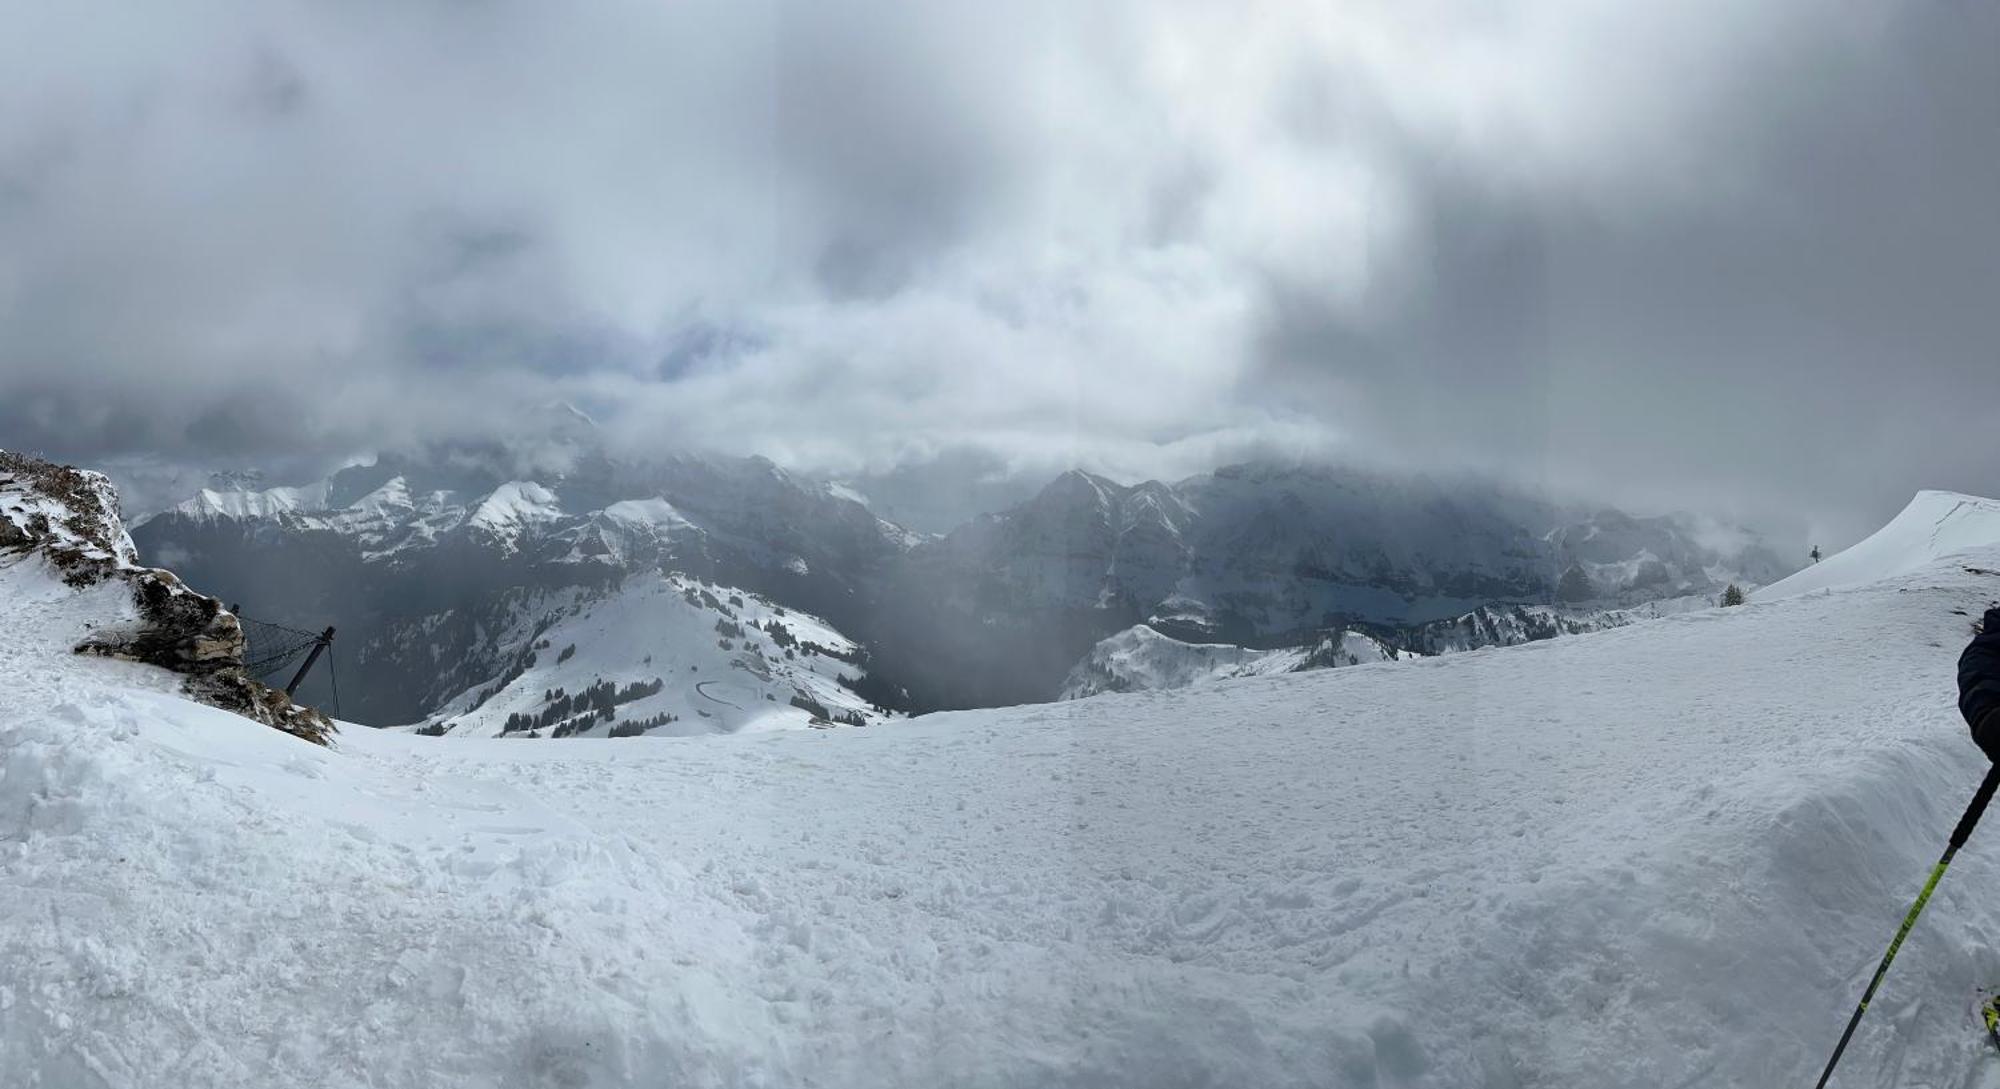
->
xmin=1721 ymin=583 xmax=1746 ymax=607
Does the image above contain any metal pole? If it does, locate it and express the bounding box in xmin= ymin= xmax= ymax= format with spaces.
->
xmin=284 ymin=626 xmax=336 ymax=697
xmin=1812 ymin=761 xmax=2000 ymax=1087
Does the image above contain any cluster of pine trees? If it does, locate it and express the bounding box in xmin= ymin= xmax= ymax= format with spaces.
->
xmin=501 ymin=677 xmax=667 ymax=735
xmin=788 ymin=690 xmax=866 ymax=727
xmin=609 ymin=711 xmax=677 ymax=737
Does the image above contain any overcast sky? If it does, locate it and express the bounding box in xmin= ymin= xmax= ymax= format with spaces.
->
xmin=2 ymin=1 xmax=1996 ymax=545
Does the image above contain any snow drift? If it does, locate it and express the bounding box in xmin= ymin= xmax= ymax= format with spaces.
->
xmin=8 ymin=489 xmax=2000 ymax=1086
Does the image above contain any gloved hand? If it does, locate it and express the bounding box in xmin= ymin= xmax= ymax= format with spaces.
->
xmin=1961 ymin=607 xmax=2000 ymax=761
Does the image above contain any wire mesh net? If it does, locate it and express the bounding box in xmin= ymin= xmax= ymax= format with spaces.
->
xmin=237 ymin=614 xmax=322 ymax=679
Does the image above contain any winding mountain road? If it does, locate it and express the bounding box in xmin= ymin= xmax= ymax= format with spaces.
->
xmin=693 ymin=681 xmax=741 ymax=710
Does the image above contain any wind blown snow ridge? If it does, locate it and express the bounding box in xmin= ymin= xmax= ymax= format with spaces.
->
xmin=1759 ymin=490 xmax=2000 ymax=600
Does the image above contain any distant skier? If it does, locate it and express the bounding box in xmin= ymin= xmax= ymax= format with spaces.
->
xmin=1961 ymin=608 xmax=2000 ymax=758
xmin=1811 ymin=545 xmax=1822 ymax=564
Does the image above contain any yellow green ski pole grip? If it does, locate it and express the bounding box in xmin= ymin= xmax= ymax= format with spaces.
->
xmin=1813 ymin=761 xmax=2000 ymax=1088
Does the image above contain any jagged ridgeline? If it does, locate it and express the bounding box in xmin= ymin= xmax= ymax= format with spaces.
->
xmin=0 ymin=451 xmax=333 ymax=744
xmin=131 ymin=438 xmax=1795 ymax=724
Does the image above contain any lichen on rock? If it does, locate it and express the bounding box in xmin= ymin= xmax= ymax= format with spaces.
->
xmin=0 ymin=450 xmax=334 ymax=745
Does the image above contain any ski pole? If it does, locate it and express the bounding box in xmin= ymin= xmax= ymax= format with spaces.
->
xmin=1813 ymin=761 xmax=2000 ymax=1088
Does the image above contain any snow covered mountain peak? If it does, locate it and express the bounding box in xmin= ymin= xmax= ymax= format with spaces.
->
xmin=418 ymin=571 xmax=897 ymax=738
xmin=1037 ymin=467 xmax=1121 ymax=508
xmin=169 ymin=480 xmax=333 ymax=523
xmin=465 ymin=480 xmax=564 ymax=551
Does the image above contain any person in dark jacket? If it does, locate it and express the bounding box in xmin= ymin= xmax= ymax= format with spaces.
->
xmin=1962 ymin=608 xmax=2000 ymax=758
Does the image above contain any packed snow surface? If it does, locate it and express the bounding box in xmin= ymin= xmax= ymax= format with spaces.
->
xmin=1761 ymin=490 xmax=2000 ymax=600
xmin=9 ymin=500 xmax=2000 ymax=1086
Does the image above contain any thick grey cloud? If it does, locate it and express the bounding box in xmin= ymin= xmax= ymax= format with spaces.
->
xmin=0 ymin=0 xmax=1993 ymax=545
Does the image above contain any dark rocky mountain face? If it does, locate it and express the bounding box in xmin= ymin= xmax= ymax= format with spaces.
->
xmin=132 ymin=451 xmax=1793 ymax=722
xmin=865 ymin=464 xmax=1793 ymax=709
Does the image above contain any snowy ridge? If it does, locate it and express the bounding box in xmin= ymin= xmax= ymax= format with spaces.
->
xmin=1059 ymin=624 xmax=1405 ymax=699
xmin=1402 ymin=593 xmax=1724 ymax=655
xmin=1062 ymin=594 xmax=1733 ymax=700
xmin=420 ymin=572 xmax=893 ymax=737
xmin=166 ymin=481 xmax=333 ymax=522
xmin=1760 ymin=490 xmax=2000 ymax=600
xmin=465 ymin=481 xmax=564 ymax=548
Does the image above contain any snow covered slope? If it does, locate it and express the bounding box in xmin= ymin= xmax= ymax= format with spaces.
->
xmin=1761 ymin=490 xmax=2000 ymax=600
xmin=419 ymin=573 xmax=894 ymax=737
xmin=1059 ymin=624 xmax=1406 ymax=699
xmin=8 ymin=498 xmax=2000 ymax=1085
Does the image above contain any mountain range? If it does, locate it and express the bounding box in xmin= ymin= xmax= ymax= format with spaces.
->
xmin=13 ymin=442 xmax=2000 ymax=1087
xmin=129 ymin=423 xmax=1794 ymax=725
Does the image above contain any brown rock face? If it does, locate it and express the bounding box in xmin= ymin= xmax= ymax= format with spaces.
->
xmin=0 ymin=451 xmax=334 ymax=746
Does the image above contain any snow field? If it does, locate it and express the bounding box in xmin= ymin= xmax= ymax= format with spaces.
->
xmin=8 ymin=528 xmax=2000 ymax=1084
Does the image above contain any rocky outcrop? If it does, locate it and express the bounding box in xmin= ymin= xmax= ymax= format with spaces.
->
xmin=0 ymin=451 xmax=333 ymax=745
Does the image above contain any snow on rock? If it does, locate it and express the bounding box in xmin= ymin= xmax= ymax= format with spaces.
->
xmin=1760 ymin=490 xmax=2000 ymax=601
xmin=420 ymin=572 xmax=892 ymax=738
xmin=1060 ymin=624 xmax=1407 ymax=699
xmin=0 ymin=451 xmax=332 ymax=745
xmin=8 ymin=496 xmax=2000 ymax=1085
